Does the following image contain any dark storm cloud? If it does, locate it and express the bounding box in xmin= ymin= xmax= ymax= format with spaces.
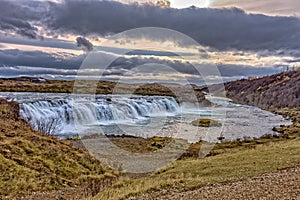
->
xmin=0 ymin=0 xmax=298 ymax=80
xmin=0 ymin=18 xmax=38 ymax=39
xmin=76 ymin=37 xmax=94 ymax=51
xmin=217 ymin=64 xmax=281 ymax=77
xmin=0 ymin=0 xmax=48 ymax=39
xmin=0 ymin=48 xmax=195 ymax=75
xmin=0 ymin=48 xmax=280 ymax=80
xmin=0 ymin=34 xmax=78 ymax=50
xmin=2 ymin=0 xmax=300 ymax=53
xmin=104 ymin=56 xmax=279 ymax=78
xmin=0 ymin=49 xmax=84 ymax=69
xmin=0 ymin=66 xmax=78 ymax=78
xmin=286 ymin=58 xmax=300 ymax=63
xmin=44 ymin=0 xmax=300 ymax=52
xmin=106 ymin=57 xmax=199 ymax=76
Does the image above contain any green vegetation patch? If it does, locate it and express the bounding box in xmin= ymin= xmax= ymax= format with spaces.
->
xmin=192 ymin=118 xmax=222 ymax=127
xmin=110 ymin=136 xmax=173 ymax=153
xmin=274 ymin=107 xmax=300 ymax=138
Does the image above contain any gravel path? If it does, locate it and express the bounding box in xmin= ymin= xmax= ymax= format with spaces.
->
xmin=134 ymin=167 xmax=300 ymax=200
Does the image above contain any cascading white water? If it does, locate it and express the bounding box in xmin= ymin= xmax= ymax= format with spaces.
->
xmin=0 ymin=92 xmax=292 ymax=142
xmin=18 ymin=95 xmax=180 ymax=136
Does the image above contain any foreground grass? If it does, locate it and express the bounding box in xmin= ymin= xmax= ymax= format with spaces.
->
xmin=0 ymin=99 xmax=118 ymax=199
xmin=1 ymin=74 xmax=299 ymax=199
xmin=90 ymin=138 xmax=300 ymax=200
xmin=87 ymin=106 xmax=300 ymax=199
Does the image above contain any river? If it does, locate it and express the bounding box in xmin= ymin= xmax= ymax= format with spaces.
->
xmin=0 ymin=92 xmax=292 ymax=143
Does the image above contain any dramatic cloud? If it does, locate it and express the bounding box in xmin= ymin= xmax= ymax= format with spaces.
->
xmin=0 ymin=0 xmax=299 ymax=82
xmin=1 ymin=0 xmax=300 ymax=53
xmin=0 ymin=0 xmax=48 ymax=39
xmin=0 ymin=49 xmax=84 ymax=69
xmin=43 ymin=1 xmax=300 ymax=52
xmin=76 ymin=37 xmax=94 ymax=51
xmin=0 ymin=48 xmax=280 ymax=81
xmin=0 ymin=18 xmax=38 ymax=39
xmin=0 ymin=66 xmax=78 ymax=79
xmin=0 ymin=34 xmax=78 ymax=51
xmin=210 ymin=0 xmax=300 ymax=16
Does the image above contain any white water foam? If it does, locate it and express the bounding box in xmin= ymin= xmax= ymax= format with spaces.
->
xmin=0 ymin=92 xmax=292 ymax=142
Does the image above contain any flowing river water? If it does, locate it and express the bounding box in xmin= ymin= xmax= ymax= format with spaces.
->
xmin=0 ymin=92 xmax=292 ymax=143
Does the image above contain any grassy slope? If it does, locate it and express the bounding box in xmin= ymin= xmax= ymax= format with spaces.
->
xmin=1 ymin=72 xmax=299 ymax=199
xmin=225 ymin=70 xmax=300 ymax=109
xmin=0 ymin=99 xmax=118 ymax=199
xmin=0 ymin=78 xmax=208 ymax=199
xmin=91 ymin=138 xmax=300 ymax=200
xmin=90 ymin=71 xmax=300 ymax=200
xmin=225 ymin=70 xmax=300 ymax=137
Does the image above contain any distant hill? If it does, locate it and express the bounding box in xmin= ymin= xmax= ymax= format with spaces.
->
xmin=0 ymin=78 xmax=210 ymax=105
xmin=225 ymin=70 xmax=300 ymax=110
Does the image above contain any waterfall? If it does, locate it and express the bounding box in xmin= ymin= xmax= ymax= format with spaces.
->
xmin=0 ymin=92 xmax=293 ymax=142
xmin=18 ymin=95 xmax=180 ymax=136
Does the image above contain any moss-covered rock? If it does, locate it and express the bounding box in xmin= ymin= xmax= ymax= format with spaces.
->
xmin=191 ymin=118 xmax=222 ymax=127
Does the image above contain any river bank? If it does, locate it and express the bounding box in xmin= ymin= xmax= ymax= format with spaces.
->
xmin=0 ymin=99 xmax=118 ymax=199
xmin=88 ymin=70 xmax=300 ymax=199
xmin=0 ymin=78 xmax=210 ymax=105
xmin=1 ymin=70 xmax=299 ymax=199
xmin=0 ymin=92 xmax=290 ymax=142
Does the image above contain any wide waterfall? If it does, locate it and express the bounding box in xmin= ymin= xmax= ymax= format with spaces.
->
xmin=0 ymin=92 xmax=292 ymax=142
xmin=18 ymin=94 xmax=180 ymax=136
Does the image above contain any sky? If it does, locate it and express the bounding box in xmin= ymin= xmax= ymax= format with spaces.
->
xmin=0 ymin=0 xmax=300 ymax=84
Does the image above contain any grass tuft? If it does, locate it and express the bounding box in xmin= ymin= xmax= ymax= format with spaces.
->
xmin=191 ymin=118 xmax=222 ymax=127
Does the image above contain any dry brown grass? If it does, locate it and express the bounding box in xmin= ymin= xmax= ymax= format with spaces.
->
xmin=225 ymin=70 xmax=300 ymax=109
xmin=274 ymin=107 xmax=300 ymax=137
xmin=0 ymin=78 xmax=210 ymax=104
xmin=1 ymin=74 xmax=299 ymax=199
xmin=90 ymin=138 xmax=300 ymax=200
xmin=88 ymin=106 xmax=300 ymax=200
xmin=109 ymin=136 xmax=173 ymax=154
xmin=0 ymin=99 xmax=118 ymax=199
